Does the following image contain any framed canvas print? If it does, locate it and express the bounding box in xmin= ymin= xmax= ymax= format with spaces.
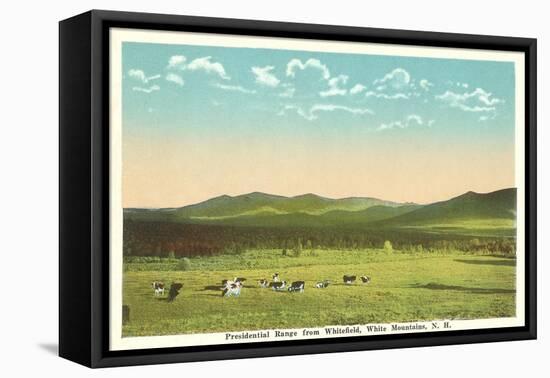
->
xmin=59 ymin=10 xmax=537 ymax=368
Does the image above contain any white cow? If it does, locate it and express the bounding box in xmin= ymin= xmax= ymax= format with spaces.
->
xmin=270 ymin=280 xmax=287 ymax=291
xmin=315 ymin=280 xmax=330 ymax=289
xmin=222 ymin=281 xmax=242 ymax=297
xmin=151 ymin=281 xmax=165 ymax=296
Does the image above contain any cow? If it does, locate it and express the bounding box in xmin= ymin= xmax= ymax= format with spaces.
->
xmin=343 ymin=275 xmax=357 ymax=285
xmin=270 ymin=280 xmax=287 ymax=291
xmin=235 ymin=277 xmax=247 ymax=285
xmin=272 ymin=273 xmax=280 ymax=282
xmin=315 ymin=280 xmax=330 ymax=289
xmin=151 ymin=281 xmax=165 ymax=296
xmin=167 ymin=283 xmax=183 ymax=302
xmin=221 ymin=279 xmax=234 ymax=291
xmin=223 ymin=277 xmax=246 ymax=285
xmin=222 ymin=281 xmax=242 ymax=297
xmin=288 ymin=281 xmax=305 ymax=293
xmin=360 ymin=275 xmax=371 ymax=284
xmin=258 ymin=279 xmax=269 ymax=288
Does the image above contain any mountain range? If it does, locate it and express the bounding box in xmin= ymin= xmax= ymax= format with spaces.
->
xmin=125 ymin=188 xmax=517 ymax=229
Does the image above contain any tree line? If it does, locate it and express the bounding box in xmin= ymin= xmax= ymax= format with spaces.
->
xmin=123 ymin=220 xmax=516 ymax=258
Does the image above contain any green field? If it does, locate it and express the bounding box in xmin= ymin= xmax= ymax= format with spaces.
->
xmin=122 ymin=249 xmax=516 ymax=337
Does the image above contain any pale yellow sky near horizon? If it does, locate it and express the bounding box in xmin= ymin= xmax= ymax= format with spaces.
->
xmin=122 ymin=130 xmax=515 ymax=208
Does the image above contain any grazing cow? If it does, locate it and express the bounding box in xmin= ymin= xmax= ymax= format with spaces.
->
xmin=151 ymin=281 xmax=165 ymax=296
xmin=223 ymin=277 xmax=245 ymax=284
xmin=222 ymin=281 xmax=242 ymax=297
xmin=343 ymin=275 xmax=357 ymax=285
xmin=258 ymin=279 xmax=269 ymax=288
xmin=167 ymin=283 xmax=183 ymax=302
xmin=360 ymin=275 xmax=371 ymax=284
xmin=221 ymin=277 xmax=245 ymax=289
xmin=288 ymin=281 xmax=305 ymax=293
xmin=270 ymin=280 xmax=287 ymax=291
xmin=272 ymin=273 xmax=280 ymax=282
xmin=221 ymin=279 xmax=234 ymax=292
xmin=315 ymin=280 xmax=330 ymax=289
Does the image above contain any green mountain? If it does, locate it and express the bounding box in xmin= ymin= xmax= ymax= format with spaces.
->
xmin=189 ymin=203 xmax=422 ymax=228
xmin=124 ymin=188 xmax=516 ymax=230
xmin=380 ymin=188 xmax=517 ymax=226
xmin=125 ymin=192 xmax=405 ymax=222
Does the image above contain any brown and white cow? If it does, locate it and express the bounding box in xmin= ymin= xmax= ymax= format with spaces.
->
xmin=343 ymin=275 xmax=357 ymax=285
xmin=360 ymin=275 xmax=371 ymax=284
xmin=151 ymin=281 xmax=165 ymax=296
xmin=222 ymin=281 xmax=242 ymax=297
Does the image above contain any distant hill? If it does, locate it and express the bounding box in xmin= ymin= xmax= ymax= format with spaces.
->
xmin=125 ymin=192 xmax=405 ymax=222
xmin=380 ymin=188 xmax=517 ymax=226
xmin=187 ymin=203 xmax=422 ymax=228
xmin=124 ymin=188 xmax=516 ymax=229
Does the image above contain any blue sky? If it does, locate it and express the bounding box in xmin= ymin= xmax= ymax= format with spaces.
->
xmin=123 ymin=42 xmax=514 ymax=135
xmin=121 ymin=41 xmax=516 ymax=207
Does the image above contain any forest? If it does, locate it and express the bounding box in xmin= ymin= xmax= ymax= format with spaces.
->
xmin=123 ymin=220 xmax=516 ymax=258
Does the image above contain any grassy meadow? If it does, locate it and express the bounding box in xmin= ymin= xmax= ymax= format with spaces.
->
xmin=122 ymin=249 xmax=516 ymax=337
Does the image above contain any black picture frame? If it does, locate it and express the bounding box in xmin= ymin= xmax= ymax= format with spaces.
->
xmin=59 ymin=9 xmax=537 ymax=368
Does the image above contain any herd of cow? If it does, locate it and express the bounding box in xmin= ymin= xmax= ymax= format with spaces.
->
xmin=151 ymin=272 xmax=371 ymax=301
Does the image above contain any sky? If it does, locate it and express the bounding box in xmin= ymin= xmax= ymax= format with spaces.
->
xmin=121 ymin=41 xmax=516 ymax=208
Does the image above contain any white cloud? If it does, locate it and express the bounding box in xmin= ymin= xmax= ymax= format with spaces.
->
xmin=311 ymin=104 xmax=373 ymax=116
xmin=212 ymin=83 xmax=256 ymax=94
xmin=419 ymin=79 xmax=434 ymax=91
xmin=286 ymin=58 xmax=330 ymax=80
xmin=132 ymin=85 xmax=160 ymax=94
xmin=187 ymin=56 xmax=230 ymax=80
xmin=365 ymin=91 xmax=409 ymax=100
xmin=475 ymin=89 xmax=502 ymax=106
xmin=167 ymin=55 xmax=187 ymax=70
xmin=350 ymin=84 xmax=367 ymax=95
xmin=128 ymin=69 xmax=161 ymax=84
xmin=128 ymin=69 xmax=147 ymax=82
xmin=165 ymin=73 xmax=184 ymax=86
xmin=479 ymin=113 xmax=496 ymax=122
xmin=251 ymin=66 xmax=280 ymax=87
xmin=435 ymin=87 xmax=503 ymax=113
xmin=447 ymin=81 xmax=470 ymax=89
xmin=365 ymin=68 xmax=421 ymax=99
xmin=373 ymin=68 xmax=411 ymax=90
xmin=278 ymin=85 xmax=296 ymax=98
xmin=378 ymin=114 xmax=425 ymax=131
xmin=278 ymin=103 xmax=373 ymax=121
xmin=320 ymin=75 xmax=349 ymax=97
xmin=278 ymin=105 xmax=314 ymax=120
